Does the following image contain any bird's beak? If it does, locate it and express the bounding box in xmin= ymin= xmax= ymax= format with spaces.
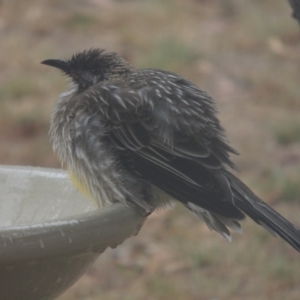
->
xmin=41 ymin=59 xmax=70 ymax=73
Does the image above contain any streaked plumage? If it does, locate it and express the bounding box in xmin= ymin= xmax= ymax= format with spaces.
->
xmin=42 ymin=48 xmax=300 ymax=251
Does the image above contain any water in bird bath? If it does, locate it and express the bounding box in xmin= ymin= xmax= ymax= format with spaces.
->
xmin=0 ymin=165 xmax=97 ymax=228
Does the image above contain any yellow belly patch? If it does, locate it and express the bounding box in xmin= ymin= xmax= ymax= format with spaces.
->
xmin=68 ymin=170 xmax=99 ymax=207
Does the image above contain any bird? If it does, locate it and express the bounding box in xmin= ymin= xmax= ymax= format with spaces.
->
xmin=42 ymin=48 xmax=300 ymax=251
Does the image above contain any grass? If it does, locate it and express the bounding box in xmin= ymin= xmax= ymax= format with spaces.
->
xmin=63 ymin=14 xmax=97 ymax=30
xmin=191 ymin=249 xmax=219 ymax=268
xmin=273 ymin=122 xmax=300 ymax=145
xmin=0 ymin=0 xmax=300 ymax=299
xmin=281 ymin=179 xmax=300 ymax=203
xmin=258 ymin=168 xmax=300 ymax=204
xmin=148 ymin=275 xmax=177 ymax=299
xmin=137 ymin=38 xmax=198 ymax=71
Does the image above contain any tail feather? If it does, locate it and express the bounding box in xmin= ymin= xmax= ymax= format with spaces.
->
xmin=226 ymin=171 xmax=300 ymax=252
xmin=187 ymin=202 xmax=242 ymax=242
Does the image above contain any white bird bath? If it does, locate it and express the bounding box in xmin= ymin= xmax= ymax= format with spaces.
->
xmin=0 ymin=165 xmax=145 ymax=300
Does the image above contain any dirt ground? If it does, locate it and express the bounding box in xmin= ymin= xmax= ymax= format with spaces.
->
xmin=1 ymin=0 xmax=300 ymax=299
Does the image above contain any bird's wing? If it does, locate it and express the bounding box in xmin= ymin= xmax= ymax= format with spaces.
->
xmin=80 ymin=72 xmax=244 ymax=221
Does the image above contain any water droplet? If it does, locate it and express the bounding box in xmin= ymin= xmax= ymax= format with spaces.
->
xmin=1 ymin=236 xmax=7 ymax=247
xmin=68 ymin=237 xmax=72 ymax=244
xmin=39 ymin=239 xmax=45 ymax=248
xmin=7 ymin=235 xmax=14 ymax=244
xmin=59 ymin=228 xmax=65 ymax=236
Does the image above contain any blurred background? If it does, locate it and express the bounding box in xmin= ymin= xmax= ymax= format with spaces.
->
xmin=1 ymin=0 xmax=300 ymax=299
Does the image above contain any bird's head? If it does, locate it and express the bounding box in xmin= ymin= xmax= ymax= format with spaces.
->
xmin=42 ymin=48 xmax=133 ymax=92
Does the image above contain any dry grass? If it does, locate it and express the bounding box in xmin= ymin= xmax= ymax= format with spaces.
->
xmin=1 ymin=0 xmax=300 ymax=299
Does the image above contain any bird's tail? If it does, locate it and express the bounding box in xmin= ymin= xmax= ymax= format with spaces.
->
xmin=226 ymin=171 xmax=300 ymax=252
